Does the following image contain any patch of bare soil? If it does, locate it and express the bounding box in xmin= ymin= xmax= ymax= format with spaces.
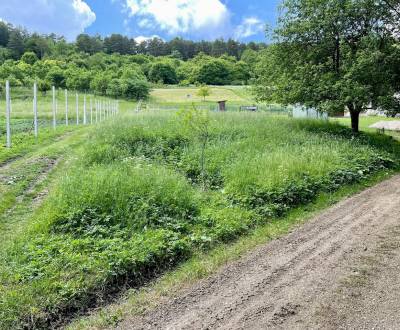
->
xmin=118 ymin=175 xmax=400 ymax=330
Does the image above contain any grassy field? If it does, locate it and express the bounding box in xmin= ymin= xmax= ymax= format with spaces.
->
xmin=0 ymin=88 xmax=120 ymax=120
xmin=0 ymin=108 xmax=399 ymax=329
xmin=149 ymin=86 xmax=254 ymax=104
xmin=0 ymin=87 xmax=131 ymax=144
xmin=0 ymin=87 xmax=137 ymax=164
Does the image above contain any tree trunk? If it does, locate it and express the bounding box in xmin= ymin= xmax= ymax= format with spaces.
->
xmin=348 ymin=104 xmax=361 ymax=133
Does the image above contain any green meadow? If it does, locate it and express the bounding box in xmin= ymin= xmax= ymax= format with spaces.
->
xmin=0 ymin=108 xmax=399 ymax=329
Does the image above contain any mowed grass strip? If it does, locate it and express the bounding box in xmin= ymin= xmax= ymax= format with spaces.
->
xmin=0 ymin=111 xmax=399 ymax=329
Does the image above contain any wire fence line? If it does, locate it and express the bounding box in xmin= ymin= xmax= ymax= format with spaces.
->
xmin=145 ymin=102 xmax=289 ymax=114
xmin=2 ymin=81 xmax=120 ymax=148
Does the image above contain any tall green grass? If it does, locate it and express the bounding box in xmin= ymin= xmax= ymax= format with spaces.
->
xmin=0 ymin=111 xmax=398 ymax=329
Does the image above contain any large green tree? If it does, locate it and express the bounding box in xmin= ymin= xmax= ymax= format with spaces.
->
xmin=148 ymin=62 xmax=178 ymax=84
xmin=7 ymin=30 xmax=25 ymax=59
xmin=0 ymin=22 xmax=10 ymax=47
xmin=254 ymin=0 xmax=400 ymax=132
xmin=197 ymin=59 xmax=230 ymax=85
xmin=104 ymin=34 xmax=134 ymax=55
xmin=76 ymin=34 xmax=103 ymax=55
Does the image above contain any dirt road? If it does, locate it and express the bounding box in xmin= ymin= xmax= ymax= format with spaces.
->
xmin=119 ymin=175 xmax=400 ymax=330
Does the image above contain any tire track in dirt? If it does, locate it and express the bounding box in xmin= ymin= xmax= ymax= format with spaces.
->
xmin=0 ymin=157 xmax=61 ymax=247
xmin=118 ymin=175 xmax=400 ymax=330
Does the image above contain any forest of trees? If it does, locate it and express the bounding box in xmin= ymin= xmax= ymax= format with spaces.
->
xmin=0 ymin=21 xmax=265 ymax=100
xmin=0 ymin=21 xmax=265 ymax=61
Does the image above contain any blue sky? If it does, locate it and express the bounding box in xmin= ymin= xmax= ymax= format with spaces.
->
xmin=0 ymin=0 xmax=280 ymax=42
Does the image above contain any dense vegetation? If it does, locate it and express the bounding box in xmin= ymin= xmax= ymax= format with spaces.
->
xmin=0 ymin=21 xmax=265 ymax=61
xmin=0 ymin=21 xmax=264 ymax=100
xmin=1 ymin=2 xmax=400 ymax=328
xmin=253 ymin=0 xmax=400 ymax=131
xmin=1 ymin=111 xmax=398 ymax=328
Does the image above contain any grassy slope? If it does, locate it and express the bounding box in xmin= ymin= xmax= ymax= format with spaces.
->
xmin=0 ymin=110 xmax=399 ymax=329
xmin=149 ymin=86 xmax=253 ymax=104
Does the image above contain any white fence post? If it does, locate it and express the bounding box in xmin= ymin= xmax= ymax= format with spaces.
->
xmin=83 ymin=94 xmax=87 ymax=125
xmin=65 ymin=89 xmax=68 ymax=126
xmin=6 ymin=81 xmax=11 ymax=148
xmin=90 ymin=97 xmax=93 ymax=124
xmin=99 ymin=101 xmax=101 ymax=122
xmin=52 ymin=86 xmax=56 ymax=129
xmin=95 ymin=100 xmax=98 ymax=123
xmin=76 ymin=93 xmax=79 ymax=125
xmin=33 ymin=82 xmax=38 ymax=137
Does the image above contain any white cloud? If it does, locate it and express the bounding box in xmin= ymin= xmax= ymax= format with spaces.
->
xmin=124 ymin=0 xmax=229 ymax=37
xmin=138 ymin=18 xmax=152 ymax=29
xmin=234 ymin=17 xmax=265 ymax=39
xmin=0 ymin=0 xmax=96 ymax=40
xmin=134 ymin=35 xmax=163 ymax=43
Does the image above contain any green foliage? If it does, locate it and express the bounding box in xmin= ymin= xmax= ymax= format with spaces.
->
xmin=0 ymin=113 xmax=398 ymax=328
xmin=197 ymin=59 xmax=230 ymax=85
xmin=66 ymin=69 xmax=91 ymax=91
xmin=253 ymin=0 xmax=400 ymax=132
xmin=46 ymin=67 xmax=66 ymax=88
xmin=0 ymin=22 xmax=10 ymax=47
xmin=121 ymin=78 xmax=150 ymax=100
xmin=76 ymin=34 xmax=103 ymax=55
xmin=90 ymin=72 xmax=111 ymax=95
xmin=0 ymin=24 xmax=264 ymax=96
xmin=104 ymin=34 xmax=135 ymax=55
xmin=7 ymin=30 xmax=24 ymax=59
xmin=178 ymin=105 xmax=212 ymax=190
xmin=37 ymin=79 xmax=51 ymax=95
xmin=50 ymin=164 xmax=200 ymax=235
xmin=196 ymin=85 xmax=211 ymax=101
xmin=149 ymin=62 xmax=178 ymax=84
xmin=106 ymin=78 xmax=123 ymax=98
xmin=21 ymin=51 xmax=38 ymax=65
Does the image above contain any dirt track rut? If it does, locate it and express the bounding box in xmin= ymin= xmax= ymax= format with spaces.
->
xmin=118 ymin=175 xmax=400 ymax=330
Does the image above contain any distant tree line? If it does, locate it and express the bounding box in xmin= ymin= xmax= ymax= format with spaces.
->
xmin=0 ymin=21 xmax=265 ymax=100
xmin=0 ymin=21 xmax=266 ymax=62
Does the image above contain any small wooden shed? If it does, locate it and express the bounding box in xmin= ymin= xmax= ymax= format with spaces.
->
xmin=217 ymin=100 xmax=227 ymax=112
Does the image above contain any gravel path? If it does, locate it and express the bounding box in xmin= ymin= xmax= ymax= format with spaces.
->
xmin=118 ymin=175 xmax=400 ymax=330
xmin=370 ymin=120 xmax=400 ymax=131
